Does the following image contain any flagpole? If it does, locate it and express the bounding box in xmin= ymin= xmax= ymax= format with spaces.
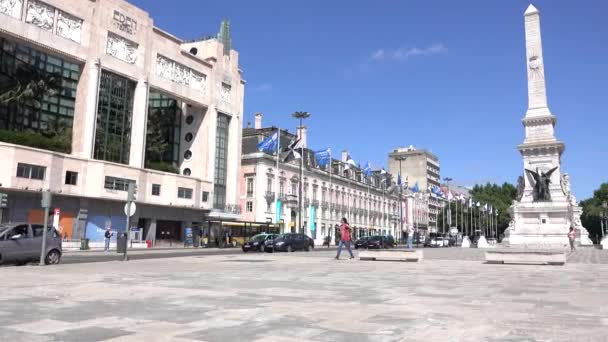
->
xmin=328 ymin=152 xmax=332 ymax=244
xmin=275 ymin=127 xmax=281 ymax=229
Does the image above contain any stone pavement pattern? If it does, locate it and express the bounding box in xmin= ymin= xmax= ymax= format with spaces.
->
xmin=0 ymin=250 xmax=607 ymax=342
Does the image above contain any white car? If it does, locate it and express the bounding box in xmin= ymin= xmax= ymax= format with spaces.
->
xmin=428 ymin=236 xmax=449 ymax=248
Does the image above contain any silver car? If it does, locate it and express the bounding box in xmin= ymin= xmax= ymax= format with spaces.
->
xmin=0 ymin=222 xmax=62 ymax=265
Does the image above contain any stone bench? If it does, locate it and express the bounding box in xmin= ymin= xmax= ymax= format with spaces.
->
xmin=485 ymin=250 xmax=566 ymax=265
xmin=359 ymin=249 xmax=423 ymax=262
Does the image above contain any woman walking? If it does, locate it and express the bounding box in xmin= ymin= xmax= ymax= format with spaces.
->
xmin=335 ymin=218 xmax=355 ymax=260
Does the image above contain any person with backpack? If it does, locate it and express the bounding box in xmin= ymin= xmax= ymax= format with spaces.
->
xmin=104 ymin=227 xmax=113 ymax=253
xmin=335 ymin=217 xmax=355 ymax=260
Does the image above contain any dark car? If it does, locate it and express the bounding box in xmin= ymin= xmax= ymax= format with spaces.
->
xmin=0 ymin=223 xmax=62 ymax=265
xmin=242 ymin=233 xmax=277 ymax=252
xmin=354 ymin=237 xmax=369 ymax=249
xmin=363 ymin=235 xmax=395 ymax=249
xmin=267 ymin=233 xmax=314 ymax=252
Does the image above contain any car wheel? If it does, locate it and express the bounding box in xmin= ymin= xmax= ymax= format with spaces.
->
xmin=287 ymin=245 xmax=293 ymax=253
xmin=304 ymin=245 xmax=309 ymax=252
xmin=45 ymin=250 xmax=61 ymax=265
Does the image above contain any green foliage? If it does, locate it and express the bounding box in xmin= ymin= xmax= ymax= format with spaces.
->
xmin=0 ymin=64 xmax=61 ymax=107
xmin=580 ymin=183 xmax=608 ymax=242
xmin=145 ymin=107 xmax=171 ymax=163
xmin=145 ymin=161 xmax=179 ymax=174
xmin=0 ymin=128 xmax=71 ymax=153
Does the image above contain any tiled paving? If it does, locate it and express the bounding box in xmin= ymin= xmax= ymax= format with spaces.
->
xmin=0 ymin=249 xmax=607 ymax=341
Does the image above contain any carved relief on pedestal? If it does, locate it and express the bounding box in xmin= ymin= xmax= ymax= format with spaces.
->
xmin=106 ymin=33 xmax=138 ymax=64
xmin=57 ymin=10 xmax=82 ymax=43
xmin=25 ymin=0 xmax=55 ymax=32
xmin=155 ymin=54 xmax=207 ymax=93
xmin=0 ymin=0 xmax=22 ymax=19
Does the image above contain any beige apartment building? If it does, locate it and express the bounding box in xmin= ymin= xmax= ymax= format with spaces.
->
xmin=0 ymin=0 xmax=244 ymax=243
xmin=388 ymin=146 xmax=440 ymax=231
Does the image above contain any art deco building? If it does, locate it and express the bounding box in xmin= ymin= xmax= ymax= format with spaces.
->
xmin=0 ymin=0 xmax=244 ymax=243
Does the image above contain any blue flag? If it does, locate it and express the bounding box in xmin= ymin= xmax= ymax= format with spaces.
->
xmin=314 ymin=148 xmax=331 ymax=167
xmin=397 ymin=172 xmax=402 ymax=187
xmin=363 ymin=162 xmax=372 ymax=178
xmin=412 ymin=182 xmax=420 ymax=193
xmin=257 ymin=131 xmax=278 ymax=153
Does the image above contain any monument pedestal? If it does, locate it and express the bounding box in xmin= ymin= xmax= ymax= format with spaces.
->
xmin=601 ymin=237 xmax=608 ymax=250
xmin=477 ymin=236 xmax=489 ymax=248
xmin=461 ymin=236 xmax=471 ymax=248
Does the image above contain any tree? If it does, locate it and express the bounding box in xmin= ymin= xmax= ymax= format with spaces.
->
xmin=580 ymin=183 xmax=608 ymax=243
xmin=0 ymin=63 xmax=61 ymax=108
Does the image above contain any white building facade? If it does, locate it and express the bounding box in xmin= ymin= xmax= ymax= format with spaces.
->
xmin=0 ymin=0 xmax=244 ymax=243
xmin=240 ymin=114 xmax=424 ymax=245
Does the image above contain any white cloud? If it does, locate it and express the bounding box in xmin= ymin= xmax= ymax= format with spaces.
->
xmin=251 ymin=83 xmax=272 ymax=92
xmin=370 ymin=43 xmax=447 ymax=62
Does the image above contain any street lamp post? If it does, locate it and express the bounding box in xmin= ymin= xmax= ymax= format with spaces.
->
xmin=443 ymin=177 xmax=452 ymax=237
xmin=292 ymin=111 xmax=310 ymax=235
xmin=396 ymin=157 xmax=407 ymax=244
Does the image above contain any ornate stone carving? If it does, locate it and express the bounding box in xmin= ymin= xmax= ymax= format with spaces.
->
xmin=26 ymin=0 xmax=55 ymax=32
xmin=516 ymin=175 xmax=525 ymax=201
xmin=220 ymin=83 xmax=231 ymax=103
xmin=106 ymin=33 xmax=138 ymax=64
xmin=57 ymin=10 xmax=82 ymax=43
xmin=560 ymin=173 xmax=570 ymax=197
xmin=0 ymin=0 xmax=23 ymax=19
xmin=155 ymin=55 xmax=206 ymax=92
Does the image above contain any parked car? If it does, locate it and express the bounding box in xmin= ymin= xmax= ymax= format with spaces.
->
xmin=242 ymin=233 xmax=278 ymax=252
xmin=0 ymin=222 xmax=62 ymax=265
xmin=267 ymin=233 xmax=314 ymax=252
xmin=354 ymin=237 xmax=369 ymax=249
xmin=362 ymin=235 xmax=395 ymax=249
xmin=426 ymin=234 xmax=449 ymax=248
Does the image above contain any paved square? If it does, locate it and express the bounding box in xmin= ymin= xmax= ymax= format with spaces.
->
xmin=1 ymin=250 xmax=607 ymax=341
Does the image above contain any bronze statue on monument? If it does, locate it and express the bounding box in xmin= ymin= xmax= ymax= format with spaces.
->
xmin=525 ymin=167 xmax=558 ymax=201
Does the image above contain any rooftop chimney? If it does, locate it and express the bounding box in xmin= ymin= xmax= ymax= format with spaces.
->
xmin=297 ymin=126 xmax=307 ymax=148
xmin=254 ymin=112 xmax=262 ymax=129
xmin=341 ymin=150 xmax=348 ymax=162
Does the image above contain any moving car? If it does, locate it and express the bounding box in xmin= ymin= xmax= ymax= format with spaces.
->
xmin=0 ymin=222 xmax=62 ymax=265
xmin=354 ymin=237 xmax=369 ymax=249
xmin=242 ymin=233 xmax=277 ymax=252
xmin=266 ymin=233 xmax=314 ymax=252
xmin=361 ymin=235 xmax=395 ymax=249
xmin=426 ymin=235 xmax=449 ymax=248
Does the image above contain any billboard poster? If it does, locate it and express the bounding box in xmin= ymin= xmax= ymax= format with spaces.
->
xmin=85 ymin=215 xmax=126 ymax=241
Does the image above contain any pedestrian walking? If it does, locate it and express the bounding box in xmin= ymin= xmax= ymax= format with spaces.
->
xmin=407 ymin=227 xmax=414 ymax=249
xmin=335 ymin=218 xmax=354 ymax=260
xmin=104 ymin=227 xmax=113 ymax=253
xmin=567 ymin=226 xmax=576 ymax=252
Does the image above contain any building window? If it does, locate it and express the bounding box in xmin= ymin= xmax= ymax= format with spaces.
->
xmin=202 ymin=191 xmax=209 ymax=202
xmin=65 ymin=171 xmax=78 ymax=185
xmin=246 ymin=201 xmax=253 ymax=212
xmin=213 ymin=113 xmax=230 ymax=209
xmin=104 ymin=176 xmax=135 ymax=191
xmin=146 ymin=91 xmax=182 ymax=170
xmin=94 ymin=71 xmax=135 ymax=164
xmin=185 ymin=132 xmax=193 ymax=142
xmin=291 ymin=183 xmax=297 ymax=195
xmin=267 ymin=178 xmax=272 ymax=192
xmin=183 ymin=168 xmax=191 ymax=176
xmin=16 ymin=163 xmax=46 ymax=180
xmin=266 ymin=202 xmax=272 ymax=212
xmin=178 ymin=187 xmax=193 ymax=199
xmin=0 ymin=37 xmax=81 ymax=153
xmin=279 ymin=181 xmax=285 ymax=196
xmin=152 ymin=184 xmax=161 ymax=196
xmin=246 ymin=178 xmax=254 ymax=197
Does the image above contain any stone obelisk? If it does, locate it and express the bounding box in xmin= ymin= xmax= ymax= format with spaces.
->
xmin=504 ymin=4 xmax=592 ymax=248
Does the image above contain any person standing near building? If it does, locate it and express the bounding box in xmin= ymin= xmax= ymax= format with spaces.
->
xmin=335 ymin=218 xmax=354 ymax=260
xmin=567 ymin=226 xmax=576 ymax=252
xmin=104 ymin=227 xmax=113 ymax=253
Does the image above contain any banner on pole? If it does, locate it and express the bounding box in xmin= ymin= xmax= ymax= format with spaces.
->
xmin=275 ymin=199 xmax=282 ymax=223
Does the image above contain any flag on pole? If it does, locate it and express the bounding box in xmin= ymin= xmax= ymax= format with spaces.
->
xmin=476 ymin=201 xmax=481 ymax=207
xmin=483 ymin=203 xmax=488 ymax=211
xmin=363 ymin=162 xmax=372 ymax=178
xmin=411 ymin=182 xmax=420 ymax=193
xmin=489 ymin=205 xmax=493 ymax=214
xmin=446 ymin=190 xmax=454 ymax=202
xmin=468 ymin=197 xmax=473 ymax=208
xmin=256 ymin=131 xmax=278 ymax=153
xmin=314 ymin=148 xmax=331 ymax=167
xmin=343 ymin=154 xmax=356 ymax=170
xmin=282 ymin=138 xmax=303 ymax=162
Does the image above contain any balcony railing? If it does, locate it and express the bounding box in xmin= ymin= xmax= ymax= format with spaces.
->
xmin=264 ymin=191 xmax=275 ymax=203
xmin=321 ymin=201 xmax=328 ymax=209
xmin=312 ymin=200 xmax=320 ymax=208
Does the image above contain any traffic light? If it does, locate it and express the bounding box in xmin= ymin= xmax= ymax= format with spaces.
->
xmin=127 ymin=182 xmax=137 ymax=202
xmin=0 ymin=193 xmax=7 ymax=208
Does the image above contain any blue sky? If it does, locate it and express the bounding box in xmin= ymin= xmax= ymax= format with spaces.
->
xmin=130 ymin=0 xmax=607 ymax=199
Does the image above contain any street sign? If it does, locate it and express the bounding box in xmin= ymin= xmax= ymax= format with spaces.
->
xmin=124 ymin=202 xmax=137 ymax=217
